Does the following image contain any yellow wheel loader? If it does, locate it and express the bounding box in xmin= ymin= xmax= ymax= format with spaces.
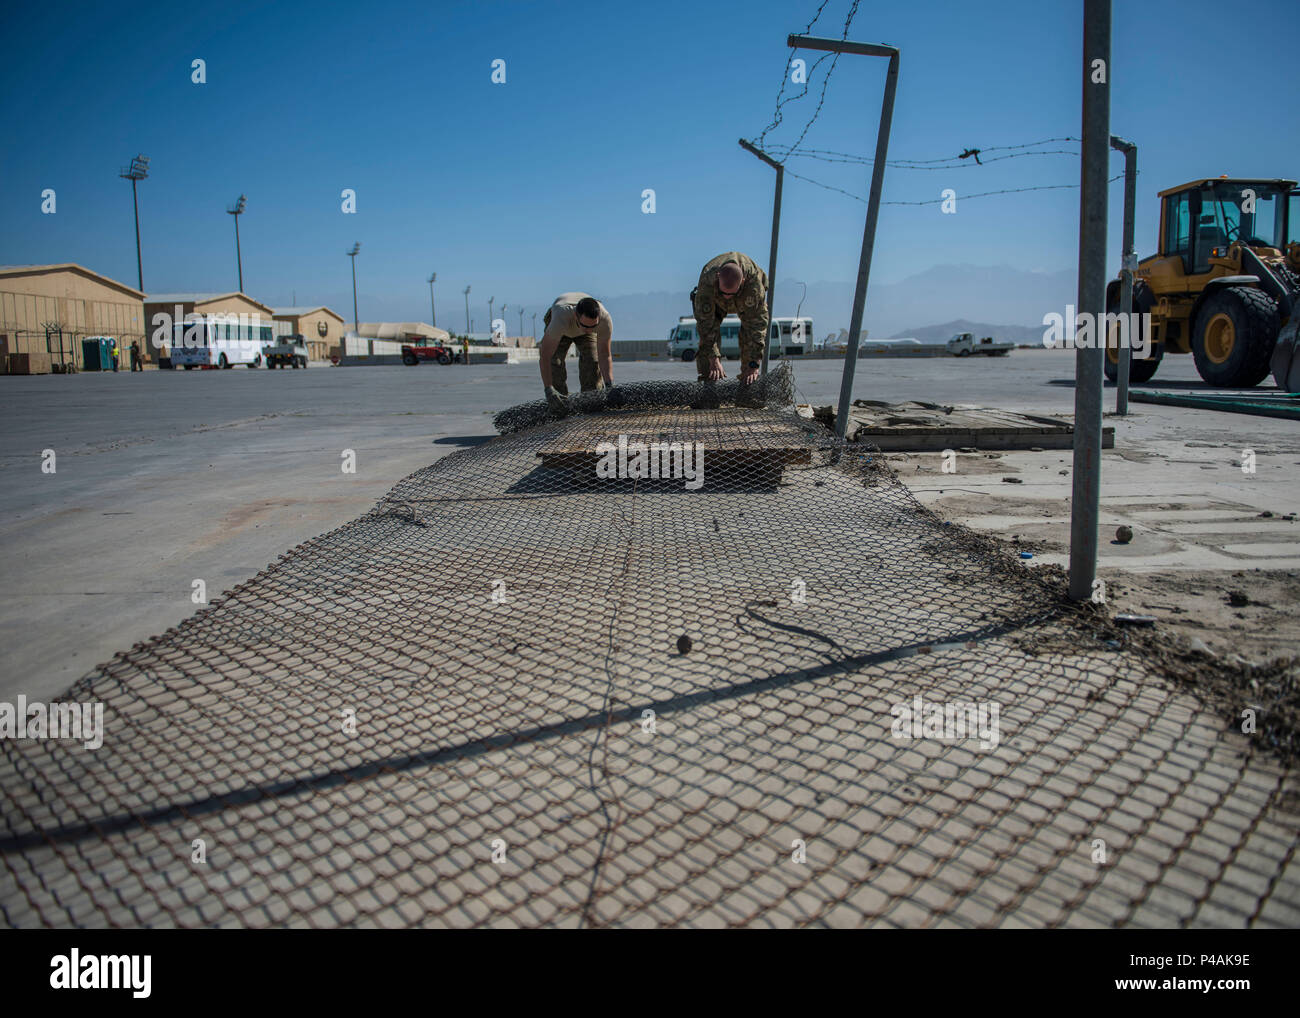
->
xmin=1104 ymin=177 xmax=1300 ymax=388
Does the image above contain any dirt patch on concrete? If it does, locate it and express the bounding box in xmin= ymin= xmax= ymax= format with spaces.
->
xmin=1104 ymin=569 xmax=1300 ymax=662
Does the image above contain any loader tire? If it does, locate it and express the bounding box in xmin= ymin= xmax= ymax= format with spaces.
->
xmin=1104 ymin=345 xmax=1163 ymax=383
xmin=1192 ymin=286 xmax=1278 ymax=388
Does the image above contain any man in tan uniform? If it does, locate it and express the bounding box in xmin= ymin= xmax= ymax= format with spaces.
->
xmin=691 ymin=252 xmax=769 ymax=385
xmin=539 ymin=292 xmax=614 ymax=413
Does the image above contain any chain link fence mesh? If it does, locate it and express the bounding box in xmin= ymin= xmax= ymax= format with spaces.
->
xmin=2 ymin=381 xmax=1298 ymax=927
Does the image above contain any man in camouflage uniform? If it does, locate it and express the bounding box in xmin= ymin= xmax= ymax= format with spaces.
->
xmin=539 ymin=292 xmax=614 ymax=414
xmin=691 ymin=252 xmax=769 ymax=385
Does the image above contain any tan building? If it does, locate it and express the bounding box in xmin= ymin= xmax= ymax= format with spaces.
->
xmin=0 ymin=264 xmax=146 ymax=373
xmin=273 ymin=306 xmax=346 ymax=361
xmin=144 ymin=292 xmax=276 ymax=362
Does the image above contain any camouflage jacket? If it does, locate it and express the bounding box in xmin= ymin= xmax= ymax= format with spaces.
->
xmin=691 ymin=252 xmax=769 ymax=363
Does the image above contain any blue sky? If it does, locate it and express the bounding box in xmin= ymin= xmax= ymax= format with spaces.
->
xmin=2 ymin=0 xmax=1297 ymax=333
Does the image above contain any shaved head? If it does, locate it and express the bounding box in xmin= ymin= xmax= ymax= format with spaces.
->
xmin=717 ymin=261 xmax=743 ymax=295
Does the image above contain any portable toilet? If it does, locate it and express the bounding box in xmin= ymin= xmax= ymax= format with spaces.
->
xmin=82 ymin=336 xmax=115 ymax=371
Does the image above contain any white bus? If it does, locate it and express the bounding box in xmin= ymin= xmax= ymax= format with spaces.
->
xmin=171 ymin=314 xmax=271 ymax=369
xmin=666 ymin=315 xmax=813 ymax=362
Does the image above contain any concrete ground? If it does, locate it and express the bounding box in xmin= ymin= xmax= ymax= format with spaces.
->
xmin=1 ymin=348 xmax=1297 ymax=700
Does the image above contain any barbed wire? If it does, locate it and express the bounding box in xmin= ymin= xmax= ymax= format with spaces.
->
xmin=782 ymin=168 xmax=1128 ymax=206
xmin=763 ymin=136 xmax=1083 ymax=169
xmin=753 ymin=0 xmax=834 ymax=151
xmin=755 ymin=0 xmax=862 ymax=157
xmin=768 ymin=148 xmax=1081 ymax=170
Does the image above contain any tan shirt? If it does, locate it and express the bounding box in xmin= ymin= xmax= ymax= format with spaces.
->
xmin=543 ymin=293 xmax=613 ymax=346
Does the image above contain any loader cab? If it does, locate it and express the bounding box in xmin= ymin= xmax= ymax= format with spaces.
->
xmin=1158 ymin=178 xmax=1295 ymax=275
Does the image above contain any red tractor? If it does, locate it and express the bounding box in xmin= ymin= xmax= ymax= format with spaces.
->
xmin=402 ymin=343 xmax=454 ymax=366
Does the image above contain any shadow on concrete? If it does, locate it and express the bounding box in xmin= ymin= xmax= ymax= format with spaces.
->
xmin=432 ymin=435 xmax=497 ymax=446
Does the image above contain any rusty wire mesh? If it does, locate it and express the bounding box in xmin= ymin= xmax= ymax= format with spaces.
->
xmin=2 ymin=392 xmax=1298 ymax=928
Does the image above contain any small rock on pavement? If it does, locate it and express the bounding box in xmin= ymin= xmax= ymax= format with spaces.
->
xmin=1226 ymin=590 xmax=1250 ymax=607
xmin=1115 ymin=525 xmax=1133 ymax=544
xmin=1186 ymin=636 xmax=1214 ymax=657
xmin=1002 ymin=477 xmax=1023 ymax=484
xmin=677 ymin=634 xmax=693 ymax=654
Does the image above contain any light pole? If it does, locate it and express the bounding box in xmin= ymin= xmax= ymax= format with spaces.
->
xmin=347 ymin=243 xmax=361 ymax=334
xmin=427 ymin=272 xmax=437 ymax=329
xmin=488 ymin=297 xmax=495 ymax=338
xmin=119 ymin=154 xmax=149 ymax=292
xmin=499 ymin=303 xmax=507 ymax=342
xmin=531 ymin=312 xmax=537 ymax=341
xmin=518 ymin=307 xmax=524 ymax=338
xmin=463 ymin=285 xmax=471 ymax=334
xmin=227 ymin=194 xmax=247 ymax=292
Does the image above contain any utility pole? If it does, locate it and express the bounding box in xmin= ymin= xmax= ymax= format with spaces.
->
xmin=1109 ymin=135 xmax=1137 ymax=415
xmin=1068 ymin=0 xmax=1111 ymax=602
xmin=531 ymin=311 xmax=537 ymax=341
xmin=518 ymin=307 xmax=524 ymax=338
xmin=738 ymin=138 xmax=784 ymax=376
xmin=347 ymin=243 xmax=361 ymax=334
xmin=427 ymin=272 xmax=437 ymax=329
xmin=786 ymin=34 xmax=900 ymax=439
xmin=119 ymin=154 xmax=149 ymax=292
xmin=488 ymin=297 xmax=495 ymax=339
xmin=500 ymin=303 xmax=507 ymax=341
xmin=227 ymin=194 xmax=247 ymax=292
xmin=463 ymin=285 xmax=472 ymax=334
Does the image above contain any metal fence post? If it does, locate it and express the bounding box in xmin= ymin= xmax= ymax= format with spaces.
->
xmin=738 ymin=139 xmax=784 ymax=378
xmin=786 ymin=35 xmax=900 ymax=440
xmin=1109 ymin=135 xmax=1137 ymax=415
xmin=1069 ymin=0 xmax=1111 ymax=601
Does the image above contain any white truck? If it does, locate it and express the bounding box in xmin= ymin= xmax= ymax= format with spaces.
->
xmin=264 ymin=334 xmax=310 ymax=369
xmin=947 ymin=332 xmax=1013 ymax=357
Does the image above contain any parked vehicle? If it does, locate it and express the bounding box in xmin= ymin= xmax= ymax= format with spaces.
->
xmin=666 ymin=316 xmax=813 ymax=362
xmin=947 ymin=332 xmax=1013 ymax=357
xmin=1104 ymin=177 xmax=1299 ymax=387
xmin=402 ymin=343 xmax=454 ymax=365
xmin=171 ymin=315 xmax=267 ymax=369
xmin=264 ymin=335 xmax=309 ymax=369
